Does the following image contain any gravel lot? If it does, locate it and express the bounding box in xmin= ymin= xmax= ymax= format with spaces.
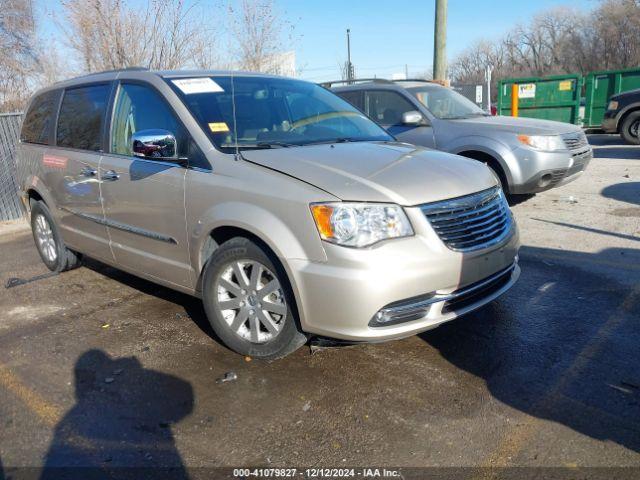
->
xmin=0 ymin=134 xmax=638 ymax=478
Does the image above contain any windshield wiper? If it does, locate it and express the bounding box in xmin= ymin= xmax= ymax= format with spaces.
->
xmin=305 ymin=137 xmax=356 ymax=146
xmin=256 ymin=141 xmax=297 ymax=148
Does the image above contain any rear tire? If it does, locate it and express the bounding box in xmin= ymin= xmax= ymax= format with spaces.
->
xmin=30 ymin=201 xmax=82 ymax=272
xmin=620 ymin=111 xmax=640 ymax=145
xmin=201 ymin=237 xmax=307 ymax=359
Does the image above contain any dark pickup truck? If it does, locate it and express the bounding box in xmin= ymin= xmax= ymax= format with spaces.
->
xmin=601 ymin=88 xmax=640 ymax=144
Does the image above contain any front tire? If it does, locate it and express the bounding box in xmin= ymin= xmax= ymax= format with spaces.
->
xmin=201 ymin=237 xmax=307 ymax=359
xmin=30 ymin=200 xmax=82 ymax=272
xmin=620 ymin=111 xmax=640 ymax=145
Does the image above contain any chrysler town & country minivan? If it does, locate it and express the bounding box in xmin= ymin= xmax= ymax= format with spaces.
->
xmin=17 ymin=69 xmax=520 ymax=358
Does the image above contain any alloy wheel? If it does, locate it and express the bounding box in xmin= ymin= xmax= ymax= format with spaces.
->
xmin=215 ymin=260 xmax=287 ymax=344
xmin=34 ymin=214 xmax=57 ymax=263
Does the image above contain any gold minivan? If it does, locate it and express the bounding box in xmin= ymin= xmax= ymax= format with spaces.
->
xmin=17 ymin=69 xmax=520 ymax=358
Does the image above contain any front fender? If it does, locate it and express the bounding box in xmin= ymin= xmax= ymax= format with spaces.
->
xmin=190 ymin=201 xmax=327 ymax=275
xmin=448 ymin=136 xmax=518 ymax=185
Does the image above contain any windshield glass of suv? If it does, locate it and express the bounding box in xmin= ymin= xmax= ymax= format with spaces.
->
xmin=168 ymin=76 xmax=392 ymax=152
xmin=407 ymin=85 xmax=487 ymax=120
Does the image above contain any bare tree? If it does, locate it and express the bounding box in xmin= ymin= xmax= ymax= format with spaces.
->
xmin=228 ymin=0 xmax=295 ymax=73
xmin=0 ymin=0 xmax=38 ymax=110
xmin=58 ymin=0 xmax=225 ymax=72
xmin=451 ymin=0 xmax=640 ymax=97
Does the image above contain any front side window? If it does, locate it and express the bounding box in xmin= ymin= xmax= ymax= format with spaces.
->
xmin=21 ymin=90 xmax=60 ymax=145
xmin=168 ymin=76 xmax=392 ymax=153
xmin=364 ymin=90 xmax=418 ymax=125
xmin=56 ymin=84 xmax=110 ymax=151
xmin=111 ymin=83 xmax=184 ymax=156
xmin=408 ymin=85 xmax=487 ymax=120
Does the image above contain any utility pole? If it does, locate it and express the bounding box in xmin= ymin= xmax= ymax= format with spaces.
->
xmin=346 ymin=29 xmax=354 ymax=84
xmin=433 ymin=0 xmax=448 ymax=82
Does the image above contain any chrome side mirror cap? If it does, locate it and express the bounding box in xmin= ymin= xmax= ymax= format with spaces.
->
xmin=131 ymin=129 xmax=178 ymax=160
xmin=401 ymin=110 xmax=426 ymax=126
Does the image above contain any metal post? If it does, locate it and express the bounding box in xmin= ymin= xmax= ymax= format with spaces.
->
xmin=511 ymin=83 xmax=519 ymax=117
xmin=347 ymin=29 xmax=353 ymax=84
xmin=485 ymin=66 xmax=492 ymax=112
xmin=433 ymin=0 xmax=448 ymax=81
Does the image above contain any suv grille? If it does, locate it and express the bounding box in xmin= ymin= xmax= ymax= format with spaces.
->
xmin=421 ymin=187 xmax=513 ymax=252
xmin=561 ymin=132 xmax=589 ymax=152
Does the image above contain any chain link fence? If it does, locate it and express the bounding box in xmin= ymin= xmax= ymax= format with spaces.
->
xmin=0 ymin=113 xmax=24 ymax=221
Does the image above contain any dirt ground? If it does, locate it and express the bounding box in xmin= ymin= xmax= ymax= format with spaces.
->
xmin=0 ymin=134 xmax=638 ymax=479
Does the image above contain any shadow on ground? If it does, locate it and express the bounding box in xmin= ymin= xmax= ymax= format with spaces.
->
xmin=39 ymin=350 xmax=193 ymax=479
xmin=589 ymin=134 xmax=640 ymax=159
xmin=601 ymin=181 xmax=640 ymax=205
xmin=421 ymin=244 xmax=640 ymax=454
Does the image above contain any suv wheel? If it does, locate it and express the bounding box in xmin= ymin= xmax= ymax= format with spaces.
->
xmin=30 ymin=200 xmax=82 ymax=272
xmin=620 ymin=111 xmax=640 ymax=145
xmin=201 ymin=237 xmax=307 ymax=359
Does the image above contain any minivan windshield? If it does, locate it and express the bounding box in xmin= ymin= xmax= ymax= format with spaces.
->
xmin=407 ymin=84 xmax=488 ymax=120
xmin=168 ymin=76 xmax=392 ymax=152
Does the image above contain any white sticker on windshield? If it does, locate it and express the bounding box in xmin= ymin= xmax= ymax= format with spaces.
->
xmin=171 ymin=77 xmax=224 ymax=94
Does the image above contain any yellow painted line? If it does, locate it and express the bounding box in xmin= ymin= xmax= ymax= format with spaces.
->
xmin=474 ymin=285 xmax=640 ymax=477
xmin=0 ymin=364 xmax=62 ymax=427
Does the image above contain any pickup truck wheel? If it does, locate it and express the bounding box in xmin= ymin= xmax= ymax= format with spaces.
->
xmin=621 ymin=111 xmax=640 ymax=145
xmin=30 ymin=200 xmax=82 ymax=272
xmin=201 ymin=237 xmax=307 ymax=359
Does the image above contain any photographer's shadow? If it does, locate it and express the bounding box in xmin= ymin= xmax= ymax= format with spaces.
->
xmin=41 ymin=350 xmax=193 ymax=479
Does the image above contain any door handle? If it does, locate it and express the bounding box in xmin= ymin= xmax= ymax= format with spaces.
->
xmin=102 ymin=170 xmax=120 ymax=181
xmin=80 ymin=167 xmax=97 ymax=177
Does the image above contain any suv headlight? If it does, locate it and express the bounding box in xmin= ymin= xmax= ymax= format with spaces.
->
xmin=607 ymin=100 xmax=618 ymax=111
xmin=517 ymin=134 xmax=565 ymax=151
xmin=310 ymin=202 xmax=413 ymax=247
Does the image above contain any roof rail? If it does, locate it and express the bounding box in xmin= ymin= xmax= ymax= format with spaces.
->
xmin=320 ymin=78 xmax=394 ymax=88
xmin=321 ymin=77 xmax=434 ymax=88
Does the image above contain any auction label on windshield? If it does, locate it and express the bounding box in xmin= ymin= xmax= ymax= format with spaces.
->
xmin=172 ymin=77 xmax=224 ymax=94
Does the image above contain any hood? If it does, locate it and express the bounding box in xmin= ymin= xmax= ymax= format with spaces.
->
xmin=450 ymin=115 xmax=581 ymax=135
xmin=611 ymin=88 xmax=640 ymax=100
xmin=241 ymin=142 xmax=497 ymax=206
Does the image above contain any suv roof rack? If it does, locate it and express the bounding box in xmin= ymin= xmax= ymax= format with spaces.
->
xmin=321 ymin=78 xmax=433 ymax=88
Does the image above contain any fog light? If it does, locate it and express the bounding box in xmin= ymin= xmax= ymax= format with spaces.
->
xmin=538 ymin=174 xmax=553 ymax=188
xmin=369 ymin=294 xmax=437 ymax=327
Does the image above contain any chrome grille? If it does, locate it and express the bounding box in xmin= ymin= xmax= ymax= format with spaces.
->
xmin=561 ymin=132 xmax=589 ymax=152
xmin=421 ymin=187 xmax=513 ymax=252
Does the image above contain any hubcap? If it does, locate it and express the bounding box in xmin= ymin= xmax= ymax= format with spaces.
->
xmin=34 ymin=214 xmax=57 ymax=263
xmin=216 ymin=260 xmax=287 ymax=344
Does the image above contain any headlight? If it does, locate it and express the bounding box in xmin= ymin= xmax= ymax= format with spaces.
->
xmin=310 ymin=203 xmax=413 ymax=247
xmin=517 ymin=134 xmax=565 ymax=151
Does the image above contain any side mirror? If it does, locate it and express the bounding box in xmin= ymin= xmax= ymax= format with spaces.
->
xmin=401 ymin=110 xmax=427 ymax=126
xmin=131 ymin=129 xmax=178 ymax=161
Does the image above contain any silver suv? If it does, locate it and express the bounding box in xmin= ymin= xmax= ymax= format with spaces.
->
xmin=330 ymin=79 xmax=592 ymax=194
xmin=16 ymin=69 xmax=520 ymax=358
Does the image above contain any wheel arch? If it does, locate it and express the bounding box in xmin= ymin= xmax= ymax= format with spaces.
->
xmin=457 ymin=149 xmax=510 ymax=192
xmin=196 ymin=224 xmax=306 ymax=330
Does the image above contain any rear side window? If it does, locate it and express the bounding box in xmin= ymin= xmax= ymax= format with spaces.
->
xmin=56 ymin=84 xmax=111 ymax=151
xmin=336 ymin=90 xmax=363 ymax=111
xmin=21 ymin=91 xmax=60 ymax=145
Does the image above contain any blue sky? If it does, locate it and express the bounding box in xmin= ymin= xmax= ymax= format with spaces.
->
xmin=282 ymin=0 xmax=596 ymax=82
xmin=38 ymin=0 xmax=597 ymax=80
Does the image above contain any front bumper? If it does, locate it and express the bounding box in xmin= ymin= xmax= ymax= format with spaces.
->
xmin=509 ymin=147 xmax=593 ymax=194
xmin=601 ymin=115 xmax=617 ymax=133
xmin=286 ymin=207 xmax=520 ymax=342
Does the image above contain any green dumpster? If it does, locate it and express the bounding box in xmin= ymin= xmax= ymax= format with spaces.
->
xmin=497 ymin=74 xmax=583 ymax=125
xmin=584 ymin=67 xmax=640 ymax=128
